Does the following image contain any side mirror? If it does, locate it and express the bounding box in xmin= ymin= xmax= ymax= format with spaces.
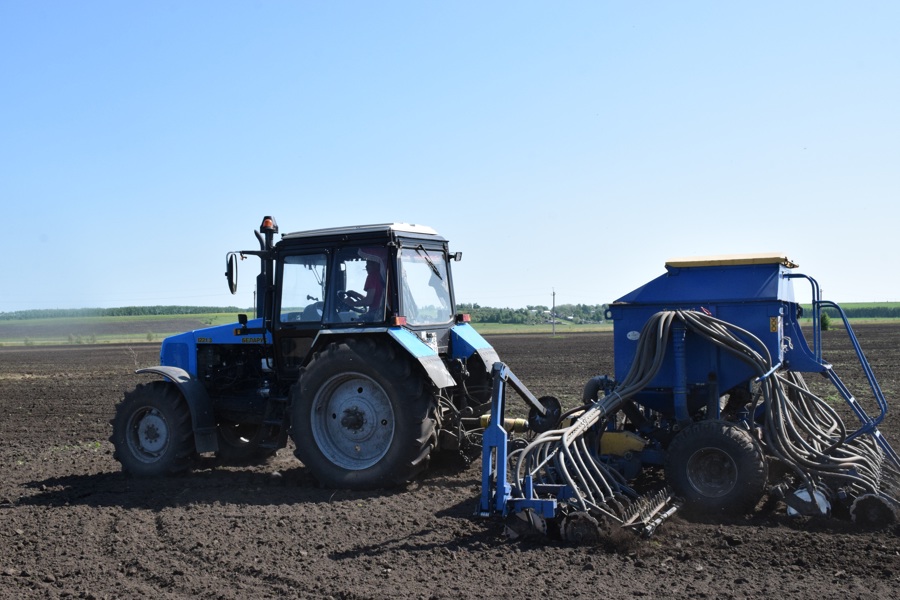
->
xmin=451 ymin=252 xmax=462 ymax=261
xmin=226 ymin=253 xmax=239 ymax=294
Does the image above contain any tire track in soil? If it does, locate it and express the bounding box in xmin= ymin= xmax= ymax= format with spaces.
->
xmin=148 ymin=507 xmax=320 ymax=598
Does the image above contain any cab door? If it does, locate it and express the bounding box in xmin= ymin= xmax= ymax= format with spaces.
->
xmin=273 ymin=252 xmax=329 ymax=377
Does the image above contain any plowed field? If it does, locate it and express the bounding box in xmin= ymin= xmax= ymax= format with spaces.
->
xmin=2 ymin=326 xmax=900 ymax=599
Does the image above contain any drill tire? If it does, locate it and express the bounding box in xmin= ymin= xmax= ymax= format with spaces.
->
xmin=666 ymin=419 xmax=767 ymax=515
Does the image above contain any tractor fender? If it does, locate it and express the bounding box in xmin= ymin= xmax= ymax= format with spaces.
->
xmin=308 ymin=328 xmax=457 ymax=389
xmin=136 ymin=366 xmax=219 ymax=454
xmin=449 ymin=323 xmax=500 ymax=374
xmin=386 ymin=328 xmax=456 ymax=388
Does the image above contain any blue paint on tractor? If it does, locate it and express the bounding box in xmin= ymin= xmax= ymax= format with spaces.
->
xmin=449 ymin=322 xmax=493 ymax=360
xmin=388 ymin=327 xmax=438 ymax=358
xmin=159 ymin=318 xmax=272 ymax=376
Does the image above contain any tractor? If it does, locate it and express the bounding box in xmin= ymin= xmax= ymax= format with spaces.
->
xmin=110 ymin=216 xmax=502 ymax=489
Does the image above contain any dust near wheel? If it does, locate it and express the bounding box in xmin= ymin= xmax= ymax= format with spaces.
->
xmin=290 ymin=338 xmax=437 ymax=490
xmin=109 ymin=381 xmax=197 ymax=476
xmin=665 ymin=419 xmax=768 ymax=515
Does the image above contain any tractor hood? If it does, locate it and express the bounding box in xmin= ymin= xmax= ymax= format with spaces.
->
xmin=159 ymin=318 xmax=271 ymax=374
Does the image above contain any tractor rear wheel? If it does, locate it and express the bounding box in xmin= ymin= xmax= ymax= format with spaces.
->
xmin=665 ymin=420 xmax=767 ymax=515
xmin=291 ymin=338 xmax=437 ymax=489
xmin=110 ymin=381 xmax=196 ymax=476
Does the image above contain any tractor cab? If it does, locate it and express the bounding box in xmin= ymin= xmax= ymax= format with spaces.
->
xmin=273 ymin=223 xmax=454 ymax=330
xmin=227 ymin=218 xmax=464 ymax=381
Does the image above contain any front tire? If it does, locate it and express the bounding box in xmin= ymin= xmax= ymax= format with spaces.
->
xmin=666 ymin=420 xmax=767 ymax=515
xmin=291 ymin=338 xmax=437 ymax=489
xmin=110 ymin=381 xmax=196 ymax=476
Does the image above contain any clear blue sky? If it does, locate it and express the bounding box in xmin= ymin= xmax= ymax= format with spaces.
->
xmin=2 ymin=2 xmax=898 ymax=314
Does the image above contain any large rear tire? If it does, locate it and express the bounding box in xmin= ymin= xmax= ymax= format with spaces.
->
xmin=110 ymin=381 xmax=196 ymax=476
xmin=665 ymin=420 xmax=767 ymax=515
xmin=290 ymin=338 xmax=437 ymax=489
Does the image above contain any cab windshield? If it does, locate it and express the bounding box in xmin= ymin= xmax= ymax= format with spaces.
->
xmin=399 ymin=246 xmax=452 ymax=325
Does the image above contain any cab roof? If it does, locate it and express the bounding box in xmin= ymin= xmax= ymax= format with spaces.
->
xmin=281 ymin=222 xmax=440 ymax=241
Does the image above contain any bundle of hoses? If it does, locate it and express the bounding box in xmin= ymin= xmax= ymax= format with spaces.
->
xmin=510 ymin=311 xmax=682 ymax=523
xmin=510 ymin=309 xmax=898 ymax=521
xmin=676 ymin=309 xmax=897 ymax=508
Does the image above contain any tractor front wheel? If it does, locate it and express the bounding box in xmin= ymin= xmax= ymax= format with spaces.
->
xmin=665 ymin=420 xmax=767 ymax=515
xmin=110 ymin=381 xmax=196 ymax=476
xmin=291 ymin=338 xmax=437 ymax=489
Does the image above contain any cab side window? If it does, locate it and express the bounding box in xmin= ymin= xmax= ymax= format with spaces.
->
xmin=327 ymin=247 xmax=388 ymax=323
xmin=279 ymin=254 xmax=327 ymax=324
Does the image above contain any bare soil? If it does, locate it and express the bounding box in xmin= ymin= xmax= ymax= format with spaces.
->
xmin=2 ymin=326 xmax=900 ymax=599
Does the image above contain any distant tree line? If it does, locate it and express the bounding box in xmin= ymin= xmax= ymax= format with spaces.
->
xmin=0 ymin=306 xmax=245 ymax=321
xmin=457 ymin=303 xmax=608 ymax=325
xmin=819 ymin=306 xmax=900 ymax=319
xmin=2 ymin=303 xmax=897 ymax=323
xmin=455 ymin=303 xmax=900 ymax=325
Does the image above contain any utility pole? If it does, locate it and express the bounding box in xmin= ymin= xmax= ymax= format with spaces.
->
xmin=552 ymin=288 xmax=556 ymax=336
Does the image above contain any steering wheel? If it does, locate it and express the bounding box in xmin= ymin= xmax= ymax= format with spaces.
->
xmin=336 ymin=290 xmax=365 ymax=313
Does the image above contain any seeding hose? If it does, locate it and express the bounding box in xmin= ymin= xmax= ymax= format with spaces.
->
xmin=511 ymin=309 xmax=898 ymax=521
xmin=512 ymin=311 xmax=681 ymax=521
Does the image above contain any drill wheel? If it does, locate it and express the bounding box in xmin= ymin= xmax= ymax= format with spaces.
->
xmin=851 ymin=494 xmax=898 ymax=528
xmin=504 ymin=509 xmax=547 ymax=540
xmin=665 ymin=419 xmax=767 ymax=515
xmin=559 ymin=511 xmax=603 ymax=545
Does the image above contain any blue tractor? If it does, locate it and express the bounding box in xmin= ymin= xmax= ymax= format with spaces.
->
xmin=111 ymin=216 xmax=500 ymax=489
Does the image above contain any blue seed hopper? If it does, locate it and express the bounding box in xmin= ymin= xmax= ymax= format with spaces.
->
xmin=610 ymin=254 xmax=886 ymax=427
